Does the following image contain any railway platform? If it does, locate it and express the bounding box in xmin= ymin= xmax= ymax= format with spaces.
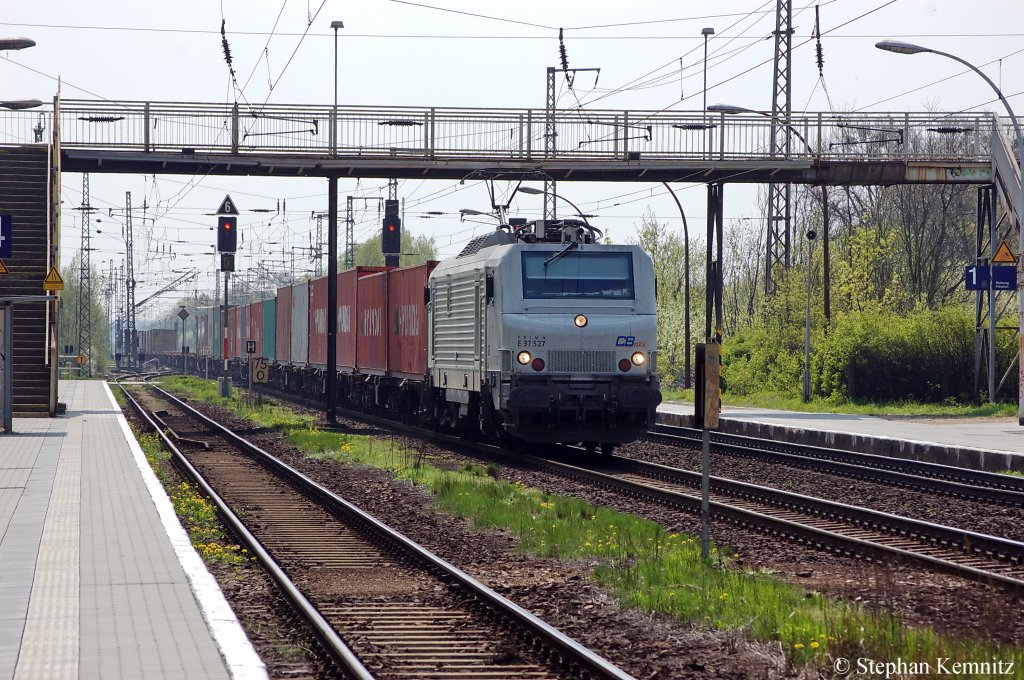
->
xmin=657 ymin=402 xmax=1024 ymax=473
xmin=0 ymin=380 xmax=265 ymax=680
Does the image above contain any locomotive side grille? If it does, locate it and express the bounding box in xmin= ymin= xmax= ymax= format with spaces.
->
xmin=547 ymin=350 xmax=616 ymax=373
xmin=432 ymin=276 xmax=480 ymax=367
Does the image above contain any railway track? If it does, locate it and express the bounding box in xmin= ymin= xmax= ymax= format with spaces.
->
xmin=529 ymin=451 xmax=1024 ymax=592
xmin=241 ymin=380 xmax=1024 ymax=591
xmin=648 ymin=424 xmax=1024 ymax=506
xmin=118 ymin=380 xmax=634 ymax=680
xmin=173 ymin=376 xmax=1024 ymax=593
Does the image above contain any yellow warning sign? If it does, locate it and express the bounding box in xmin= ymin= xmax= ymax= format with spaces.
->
xmin=42 ymin=266 xmax=64 ymax=291
xmin=0 ymin=260 xmax=7 ymax=274
xmin=76 ymin=353 xmax=87 ymax=366
xmin=993 ymin=241 xmax=1017 ymax=264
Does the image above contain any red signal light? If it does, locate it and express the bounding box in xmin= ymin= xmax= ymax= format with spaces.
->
xmin=388 ymin=224 xmax=396 ymax=231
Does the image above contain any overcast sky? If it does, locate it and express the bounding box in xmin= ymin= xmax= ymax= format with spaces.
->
xmin=3 ymin=0 xmax=1023 ymax=320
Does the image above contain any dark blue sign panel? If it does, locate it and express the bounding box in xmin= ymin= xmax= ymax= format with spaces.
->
xmin=992 ymin=265 xmax=1017 ymax=290
xmin=0 ymin=215 xmax=10 ymax=258
xmin=965 ymin=265 xmax=1017 ymax=291
xmin=965 ymin=265 xmax=989 ymax=290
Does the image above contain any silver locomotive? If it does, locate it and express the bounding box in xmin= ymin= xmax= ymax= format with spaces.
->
xmin=427 ymin=219 xmax=661 ymax=452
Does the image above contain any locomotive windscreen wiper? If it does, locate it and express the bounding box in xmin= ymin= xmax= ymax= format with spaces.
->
xmin=543 ymin=240 xmax=578 ymax=267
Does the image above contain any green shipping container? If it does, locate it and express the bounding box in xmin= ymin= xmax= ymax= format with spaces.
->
xmin=262 ymin=298 xmax=277 ymax=362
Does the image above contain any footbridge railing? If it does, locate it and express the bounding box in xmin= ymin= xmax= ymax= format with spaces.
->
xmin=5 ymin=99 xmax=1000 ymax=165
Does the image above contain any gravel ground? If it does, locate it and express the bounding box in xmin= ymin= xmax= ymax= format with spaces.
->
xmin=170 ymin=391 xmax=1024 ymax=676
xmin=621 ymin=437 xmax=1024 ymax=542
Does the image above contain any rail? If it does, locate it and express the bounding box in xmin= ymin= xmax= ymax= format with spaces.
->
xmin=0 ymin=99 xmax=1006 ymax=165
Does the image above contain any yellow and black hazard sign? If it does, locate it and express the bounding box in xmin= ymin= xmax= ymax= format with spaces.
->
xmin=993 ymin=241 xmax=1017 ymax=264
xmin=42 ymin=266 xmax=64 ymax=291
xmin=0 ymin=260 xmax=7 ymax=275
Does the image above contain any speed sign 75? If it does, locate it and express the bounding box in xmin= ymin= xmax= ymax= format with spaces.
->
xmin=251 ymin=357 xmax=269 ymax=384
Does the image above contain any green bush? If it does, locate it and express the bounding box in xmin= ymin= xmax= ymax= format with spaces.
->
xmin=723 ymin=305 xmax=1016 ymax=403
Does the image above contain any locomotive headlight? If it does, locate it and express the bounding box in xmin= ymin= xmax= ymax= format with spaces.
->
xmin=573 ymin=314 xmax=588 ymax=328
xmin=631 ymin=351 xmax=646 ymax=366
xmin=517 ymin=351 xmax=532 ymax=365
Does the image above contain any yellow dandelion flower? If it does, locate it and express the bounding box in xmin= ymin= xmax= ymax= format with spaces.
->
xmin=793 ymin=643 xmax=805 ymax=650
xmin=810 ymin=641 xmax=820 ymax=649
xmin=719 ymin=592 xmax=729 ymax=601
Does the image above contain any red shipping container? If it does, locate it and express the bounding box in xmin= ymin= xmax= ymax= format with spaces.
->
xmin=387 ymin=262 xmax=438 ymax=379
xmin=276 ymin=285 xmax=293 ymax=364
xmin=356 ymin=271 xmax=388 ymax=374
xmin=308 ymin=276 xmax=328 ymax=367
xmin=247 ymin=301 xmax=263 ymax=356
xmin=226 ymin=306 xmax=240 ymax=359
xmin=337 ymin=266 xmax=388 ymax=373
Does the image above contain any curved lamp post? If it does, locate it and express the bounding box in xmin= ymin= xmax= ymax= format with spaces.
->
xmin=876 ymin=40 xmax=1024 ymax=424
xmin=710 ymin=103 xmax=830 ymax=401
xmin=661 ymin=182 xmax=692 ymax=389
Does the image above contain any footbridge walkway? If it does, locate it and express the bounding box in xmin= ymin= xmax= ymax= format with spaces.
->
xmin=0 ymin=99 xmax=1013 ymax=193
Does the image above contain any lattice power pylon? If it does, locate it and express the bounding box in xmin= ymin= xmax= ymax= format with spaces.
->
xmin=76 ymin=174 xmax=94 ymax=375
xmin=124 ymin=191 xmax=137 ymax=368
xmin=544 ymin=67 xmax=558 ymax=221
xmin=313 ymin=213 xmax=324 ymax=277
xmin=344 ymin=196 xmax=355 ymax=267
xmin=765 ymin=0 xmax=794 ymax=294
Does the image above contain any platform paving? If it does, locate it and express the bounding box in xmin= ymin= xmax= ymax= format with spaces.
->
xmin=658 ymin=402 xmax=1024 ymax=472
xmin=0 ymin=380 xmax=266 ymax=680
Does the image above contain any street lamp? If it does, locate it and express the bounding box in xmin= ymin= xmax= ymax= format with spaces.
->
xmin=0 ymin=39 xmax=39 ymax=111
xmin=803 ymin=229 xmax=816 ymax=401
xmin=875 ymin=40 xmax=1024 ymax=424
xmin=0 ymin=99 xmax=41 ymax=110
xmin=701 ymin=28 xmax=715 ymax=113
xmin=661 ymin=182 xmax=692 ymax=389
xmin=331 ymin=20 xmax=344 ymax=156
xmin=0 ymin=38 xmax=35 ymax=51
xmin=710 ymin=103 xmax=830 ymax=399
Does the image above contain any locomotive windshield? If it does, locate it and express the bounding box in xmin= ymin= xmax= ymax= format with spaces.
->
xmin=521 ymin=251 xmax=634 ymax=299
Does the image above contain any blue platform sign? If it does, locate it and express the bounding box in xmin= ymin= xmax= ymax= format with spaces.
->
xmin=0 ymin=215 xmax=10 ymax=258
xmin=965 ymin=265 xmax=1017 ymax=291
xmin=992 ymin=265 xmax=1017 ymax=290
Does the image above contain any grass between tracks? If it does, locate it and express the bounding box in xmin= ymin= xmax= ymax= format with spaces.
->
xmin=161 ymin=375 xmax=1024 ymax=676
xmin=125 ymin=392 xmax=253 ymax=568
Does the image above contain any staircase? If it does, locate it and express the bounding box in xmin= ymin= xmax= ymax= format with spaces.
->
xmin=0 ymin=146 xmax=52 ymax=416
xmin=992 ymin=123 xmax=1022 ymax=230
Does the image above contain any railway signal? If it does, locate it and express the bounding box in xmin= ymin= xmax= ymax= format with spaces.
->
xmin=383 ymin=198 xmax=401 ymax=267
xmin=217 ymin=216 xmax=238 ymax=253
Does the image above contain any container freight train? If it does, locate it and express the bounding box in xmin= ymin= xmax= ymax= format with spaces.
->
xmin=186 ymin=219 xmax=662 ymax=451
xmin=139 ymin=328 xmax=178 ymax=356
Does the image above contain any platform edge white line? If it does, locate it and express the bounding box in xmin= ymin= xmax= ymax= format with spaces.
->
xmin=102 ymin=381 xmax=268 ymax=680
